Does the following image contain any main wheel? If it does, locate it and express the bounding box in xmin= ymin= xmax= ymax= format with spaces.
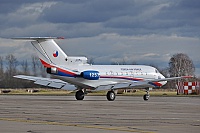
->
xmin=75 ymin=90 xmax=84 ymax=100
xmin=107 ymin=91 xmax=116 ymax=101
xmin=143 ymin=94 xmax=149 ymax=101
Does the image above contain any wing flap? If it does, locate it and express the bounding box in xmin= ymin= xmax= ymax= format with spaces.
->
xmin=113 ymin=83 xmax=131 ymax=89
xmin=61 ymin=84 xmax=77 ymax=90
xmin=34 ymin=80 xmax=50 ymax=86
xmin=96 ymin=85 xmax=114 ymax=90
xmin=48 ymin=82 xmax=65 ymax=88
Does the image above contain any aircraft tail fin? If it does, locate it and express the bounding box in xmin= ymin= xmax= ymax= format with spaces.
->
xmin=12 ymin=37 xmax=67 ymax=66
xmin=13 ymin=37 xmax=89 ymax=67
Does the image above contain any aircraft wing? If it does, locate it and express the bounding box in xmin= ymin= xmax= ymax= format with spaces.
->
xmin=96 ymin=76 xmax=193 ymax=90
xmin=147 ymin=76 xmax=193 ymax=82
xmin=13 ymin=75 xmax=76 ymax=90
xmin=14 ymin=75 xmax=193 ymax=91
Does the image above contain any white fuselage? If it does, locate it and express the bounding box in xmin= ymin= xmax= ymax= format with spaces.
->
xmin=58 ymin=64 xmax=166 ymax=89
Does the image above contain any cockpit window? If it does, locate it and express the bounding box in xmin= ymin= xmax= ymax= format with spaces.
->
xmin=155 ymin=69 xmax=158 ymax=73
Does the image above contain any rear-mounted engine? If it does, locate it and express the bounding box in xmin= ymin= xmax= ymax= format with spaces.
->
xmin=81 ymin=70 xmax=100 ymax=80
xmin=46 ymin=67 xmax=58 ymax=74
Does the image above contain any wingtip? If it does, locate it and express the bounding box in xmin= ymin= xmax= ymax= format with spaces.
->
xmin=57 ymin=36 xmax=65 ymax=39
xmin=181 ymin=76 xmax=194 ymax=78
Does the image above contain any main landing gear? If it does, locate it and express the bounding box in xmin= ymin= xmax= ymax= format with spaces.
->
xmin=75 ymin=89 xmax=116 ymax=101
xmin=107 ymin=90 xmax=116 ymax=101
xmin=75 ymin=90 xmax=84 ymax=100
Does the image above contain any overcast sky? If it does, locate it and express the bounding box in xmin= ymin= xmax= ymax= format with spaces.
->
xmin=0 ymin=0 xmax=199 ymax=76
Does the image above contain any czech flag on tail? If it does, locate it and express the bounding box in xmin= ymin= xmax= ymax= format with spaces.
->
xmin=53 ymin=50 xmax=58 ymax=57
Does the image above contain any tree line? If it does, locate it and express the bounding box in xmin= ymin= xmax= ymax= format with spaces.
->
xmin=0 ymin=54 xmax=47 ymax=88
xmin=0 ymin=53 xmax=197 ymax=89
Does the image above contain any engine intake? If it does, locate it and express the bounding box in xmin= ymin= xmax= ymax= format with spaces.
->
xmin=81 ymin=70 xmax=100 ymax=80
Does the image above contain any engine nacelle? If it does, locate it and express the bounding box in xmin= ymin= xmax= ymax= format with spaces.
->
xmin=81 ymin=70 xmax=100 ymax=80
xmin=46 ymin=67 xmax=58 ymax=74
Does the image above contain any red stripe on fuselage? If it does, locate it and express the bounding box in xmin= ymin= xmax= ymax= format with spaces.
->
xmin=152 ymin=82 xmax=163 ymax=87
xmin=39 ymin=59 xmax=76 ymax=77
xmin=57 ymin=67 xmax=76 ymax=76
xmin=100 ymin=75 xmax=143 ymax=81
xmin=40 ymin=59 xmax=51 ymax=67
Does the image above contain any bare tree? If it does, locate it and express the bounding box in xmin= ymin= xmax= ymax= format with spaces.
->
xmin=31 ymin=55 xmax=47 ymax=77
xmin=5 ymin=54 xmax=18 ymax=77
xmin=39 ymin=62 xmax=47 ymax=77
xmin=0 ymin=56 xmax=4 ymax=76
xmin=4 ymin=54 xmax=18 ymax=88
xmin=21 ymin=60 xmax=29 ymax=75
xmin=0 ymin=56 xmax=4 ymax=87
xmin=168 ymin=53 xmax=195 ymax=89
xmin=31 ymin=55 xmax=39 ymax=76
xmin=169 ymin=53 xmax=195 ymax=77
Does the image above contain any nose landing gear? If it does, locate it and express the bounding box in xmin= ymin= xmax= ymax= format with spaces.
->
xmin=143 ymin=89 xmax=150 ymax=101
xmin=143 ymin=94 xmax=150 ymax=101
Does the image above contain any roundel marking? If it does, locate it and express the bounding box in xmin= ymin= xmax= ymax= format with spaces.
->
xmin=53 ymin=51 xmax=58 ymax=57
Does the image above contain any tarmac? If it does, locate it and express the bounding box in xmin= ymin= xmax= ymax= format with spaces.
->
xmin=0 ymin=95 xmax=199 ymax=133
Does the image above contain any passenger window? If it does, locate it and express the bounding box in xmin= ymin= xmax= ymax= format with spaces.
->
xmin=110 ymin=71 xmax=113 ymax=75
xmin=130 ymin=71 xmax=133 ymax=75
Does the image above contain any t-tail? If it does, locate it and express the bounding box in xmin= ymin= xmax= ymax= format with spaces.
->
xmin=12 ymin=37 xmax=88 ymax=67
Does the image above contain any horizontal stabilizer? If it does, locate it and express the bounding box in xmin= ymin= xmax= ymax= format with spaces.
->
xmin=11 ymin=37 xmax=64 ymax=40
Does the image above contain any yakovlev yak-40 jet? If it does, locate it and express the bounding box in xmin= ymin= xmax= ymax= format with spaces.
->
xmin=12 ymin=37 xmax=192 ymax=101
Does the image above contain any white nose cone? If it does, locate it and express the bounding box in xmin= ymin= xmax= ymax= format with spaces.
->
xmin=159 ymin=73 xmax=167 ymax=86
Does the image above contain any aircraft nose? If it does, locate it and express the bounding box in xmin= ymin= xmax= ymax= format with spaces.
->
xmin=159 ymin=73 xmax=167 ymax=85
xmin=160 ymin=73 xmax=165 ymax=79
xmin=157 ymin=73 xmax=165 ymax=79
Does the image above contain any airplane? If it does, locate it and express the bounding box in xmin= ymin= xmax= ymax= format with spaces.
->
xmin=12 ymin=37 xmax=192 ymax=101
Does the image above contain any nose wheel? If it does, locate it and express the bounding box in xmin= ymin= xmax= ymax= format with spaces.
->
xmin=143 ymin=94 xmax=150 ymax=101
xmin=143 ymin=90 xmax=150 ymax=101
